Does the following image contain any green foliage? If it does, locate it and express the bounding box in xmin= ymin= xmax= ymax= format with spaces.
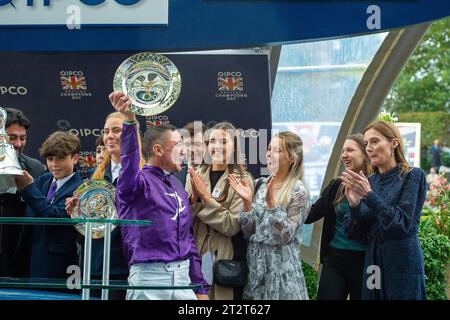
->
xmin=384 ymin=18 xmax=450 ymax=114
xmin=419 ymin=222 xmax=450 ymax=300
xmin=376 ymin=110 xmax=398 ymax=123
xmin=443 ymin=152 xmax=450 ymax=168
xmin=398 ymin=112 xmax=449 ymax=147
xmin=301 ymin=261 xmax=318 ymax=300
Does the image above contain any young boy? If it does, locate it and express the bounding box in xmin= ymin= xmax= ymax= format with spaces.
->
xmin=15 ymin=131 xmax=83 ymax=278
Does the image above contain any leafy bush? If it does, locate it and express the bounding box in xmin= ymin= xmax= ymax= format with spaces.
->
xmin=418 ymin=222 xmax=450 ymax=300
xmin=302 ymin=261 xmax=318 ymax=300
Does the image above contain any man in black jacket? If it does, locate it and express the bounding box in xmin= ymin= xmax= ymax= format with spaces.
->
xmin=0 ymin=108 xmax=46 ymax=277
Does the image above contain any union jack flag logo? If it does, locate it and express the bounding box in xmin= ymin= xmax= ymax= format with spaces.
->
xmin=146 ymin=120 xmax=169 ymax=128
xmin=80 ymin=155 xmax=96 ymax=168
xmin=218 ymin=76 xmax=243 ymax=91
xmin=61 ymin=76 xmax=87 ymax=90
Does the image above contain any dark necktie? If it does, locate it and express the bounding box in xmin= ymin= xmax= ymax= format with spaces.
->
xmin=46 ymin=181 xmax=57 ymax=200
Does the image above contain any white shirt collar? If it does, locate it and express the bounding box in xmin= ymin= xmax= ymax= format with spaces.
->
xmin=111 ymin=160 xmax=122 ymax=182
xmin=111 ymin=159 xmax=121 ymax=169
xmin=52 ymin=172 xmax=76 ymax=191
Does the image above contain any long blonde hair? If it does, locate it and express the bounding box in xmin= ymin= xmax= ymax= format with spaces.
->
xmin=91 ymin=112 xmax=145 ymax=180
xmin=363 ymin=120 xmax=411 ymax=177
xmin=274 ymin=132 xmax=304 ymax=206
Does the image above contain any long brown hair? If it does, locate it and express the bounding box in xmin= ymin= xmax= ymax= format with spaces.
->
xmin=333 ymin=133 xmax=370 ymax=207
xmin=200 ymin=121 xmax=249 ymax=202
xmin=91 ymin=112 xmax=145 ymax=180
xmin=363 ymin=120 xmax=411 ymax=176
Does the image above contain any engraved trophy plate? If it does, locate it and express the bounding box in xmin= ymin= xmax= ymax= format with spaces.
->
xmin=113 ymin=52 xmax=182 ymax=116
xmin=72 ymin=179 xmax=117 ymax=239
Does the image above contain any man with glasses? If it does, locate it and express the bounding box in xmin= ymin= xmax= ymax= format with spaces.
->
xmin=0 ymin=108 xmax=45 ymax=277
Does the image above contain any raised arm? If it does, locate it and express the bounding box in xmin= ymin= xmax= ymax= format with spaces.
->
xmin=21 ymin=175 xmax=75 ymax=218
xmin=109 ymin=92 xmax=142 ymax=203
xmin=361 ymin=168 xmax=427 ymax=237
xmin=116 ymin=122 xmax=142 ymax=202
xmin=269 ymin=183 xmax=311 ymax=245
xmin=196 ymin=175 xmax=255 ymax=237
xmin=239 ymin=207 xmax=259 ymax=239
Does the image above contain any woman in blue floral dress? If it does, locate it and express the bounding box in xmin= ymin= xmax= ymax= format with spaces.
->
xmin=229 ymin=131 xmax=311 ymax=300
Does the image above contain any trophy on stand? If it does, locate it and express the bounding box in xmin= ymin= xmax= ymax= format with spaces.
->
xmin=113 ymin=52 xmax=182 ymax=116
xmin=0 ymin=107 xmax=23 ymax=194
xmin=71 ymin=179 xmax=118 ymax=300
xmin=71 ymin=179 xmax=117 ymax=239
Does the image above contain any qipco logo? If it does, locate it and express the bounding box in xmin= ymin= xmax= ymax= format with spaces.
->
xmin=0 ymin=86 xmax=27 ymax=96
xmin=0 ymin=0 xmax=142 ymax=6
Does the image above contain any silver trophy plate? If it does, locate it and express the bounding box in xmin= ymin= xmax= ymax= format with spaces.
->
xmin=113 ymin=52 xmax=182 ymax=116
xmin=72 ymin=179 xmax=117 ymax=239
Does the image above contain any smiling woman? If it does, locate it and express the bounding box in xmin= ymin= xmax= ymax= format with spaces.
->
xmin=342 ymin=120 xmax=427 ymax=300
xmin=304 ymin=133 xmax=370 ymax=300
xmin=186 ymin=121 xmax=254 ymax=300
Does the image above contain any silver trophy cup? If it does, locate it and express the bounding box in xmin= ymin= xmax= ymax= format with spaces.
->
xmin=0 ymin=107 xmax=23 ymax=193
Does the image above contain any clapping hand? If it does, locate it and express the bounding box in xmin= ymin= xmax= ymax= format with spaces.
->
xmin=228 ymin=174 xmax=253 ymax=212
xmin=340 ymin=170 xmax=371 ymax=207
xmin=189 ymin=169 xmax=211 ymax=204
xmin=188 ymin=168 xmax=199 ymax=204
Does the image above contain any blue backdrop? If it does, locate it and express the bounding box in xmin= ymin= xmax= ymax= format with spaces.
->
xmin=0 ymin=0 xmax=449 ymax=51
xmin=0 ymin=52 xmax=271 ymax=178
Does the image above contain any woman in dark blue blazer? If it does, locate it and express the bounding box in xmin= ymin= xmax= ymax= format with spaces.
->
xmin=341 ymin=120 xmax=427 ymax=300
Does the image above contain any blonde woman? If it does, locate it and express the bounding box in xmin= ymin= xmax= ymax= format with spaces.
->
xmin=187 ymin=121 xmax=254 ymax=300
xmin=229 ymin=131 xmax=311 ymax=300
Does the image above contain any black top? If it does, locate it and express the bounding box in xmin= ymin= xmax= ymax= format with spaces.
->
xmin=209 ymin=170 xmax=225 ymax=191
xmin=304 ymin=178 xmax=342 ymax=264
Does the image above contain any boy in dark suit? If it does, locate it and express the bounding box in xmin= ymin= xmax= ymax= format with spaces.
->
xmin=15 ymin=131 xmax=83 ymax=278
